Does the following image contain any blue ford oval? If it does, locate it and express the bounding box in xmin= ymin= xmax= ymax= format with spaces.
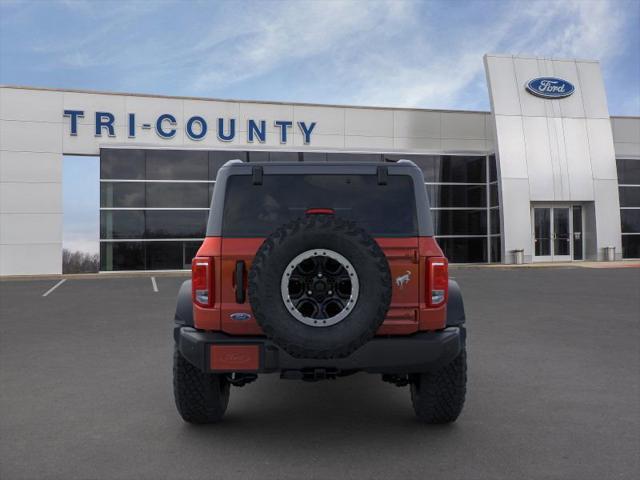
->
xmin=526 ymin=77 xmax=575 ymax=99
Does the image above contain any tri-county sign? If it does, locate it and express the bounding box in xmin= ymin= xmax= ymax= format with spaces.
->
xmin=63 ymin=110 xmax=317 ymax=144
xmin=525 ymin=77 xmax=575 ymax=99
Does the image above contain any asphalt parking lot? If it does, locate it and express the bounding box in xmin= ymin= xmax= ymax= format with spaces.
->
xmin=1 ymin=266 xmax=639 ymax=480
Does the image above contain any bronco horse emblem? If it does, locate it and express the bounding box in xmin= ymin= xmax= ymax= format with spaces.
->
xmin=395 ymin=270 xmax=412 ymax=289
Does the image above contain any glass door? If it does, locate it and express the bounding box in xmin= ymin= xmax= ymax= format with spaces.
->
xmin=532 ymin=205 xmax=583 ymax=262
xmin=552 ymin=207 xmax=571 ymax=261
xmin=534 ymin=207 xmax=552 ymax=261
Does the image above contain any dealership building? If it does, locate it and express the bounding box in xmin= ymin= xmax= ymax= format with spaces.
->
xmin=0 ymin=54 xmax=639 ymax=275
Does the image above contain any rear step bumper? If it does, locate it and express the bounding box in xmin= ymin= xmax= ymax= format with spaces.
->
xmin=175 ymin=326 xmax=463 ymax=375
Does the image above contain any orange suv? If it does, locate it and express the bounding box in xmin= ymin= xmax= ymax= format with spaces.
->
xmin=173 ymin=160 xmax=467 ymax=424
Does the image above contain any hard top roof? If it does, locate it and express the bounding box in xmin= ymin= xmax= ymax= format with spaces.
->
xmin=222 ymin=159 xmax=419 ymax=168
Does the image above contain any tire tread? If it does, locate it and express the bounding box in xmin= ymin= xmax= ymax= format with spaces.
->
xmin=410 ymin=348 xmax=467 ymax=424
xmin=173 ymin=345 xmax=230 ymax=424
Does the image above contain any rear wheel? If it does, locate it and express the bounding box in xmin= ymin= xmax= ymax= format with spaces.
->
xmin=410 ymin=347 xmax=467 ymax=424
xmin=173 ymin=344 xmax=230 ymax=424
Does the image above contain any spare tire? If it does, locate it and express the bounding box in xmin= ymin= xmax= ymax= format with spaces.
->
xmin=248 ymin=214 xmax=391 ymax=359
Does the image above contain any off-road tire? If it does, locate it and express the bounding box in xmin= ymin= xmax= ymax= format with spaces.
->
xmin=248 ymin=214 xmax=392 ymax=359
xmin=410 ymin=346 xmax=467 ymax=424
xmin=173 ymin=344 xmax=230 ymax=424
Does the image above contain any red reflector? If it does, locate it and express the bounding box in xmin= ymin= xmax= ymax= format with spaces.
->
xmin=192 ymin=256 xmax=213 ymax=307
xmin=427 ymin=256 xmax=448 ymax=307
xmin=305 ymin=208 xmax=335 ymax=215
xmin=210 ymin=345 xmax=260 ymax=371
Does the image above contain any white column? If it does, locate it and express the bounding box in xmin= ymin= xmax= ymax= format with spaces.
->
xmin=0 ymin=87 xmax=64 ymax=275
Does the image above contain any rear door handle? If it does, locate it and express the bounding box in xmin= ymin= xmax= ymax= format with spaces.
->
xmin=235 ymin=261 xmax=246 ymax=304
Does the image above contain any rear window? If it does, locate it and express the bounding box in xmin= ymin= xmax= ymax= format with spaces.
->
xmin=221 ymin=174 xmax=417 ymax=237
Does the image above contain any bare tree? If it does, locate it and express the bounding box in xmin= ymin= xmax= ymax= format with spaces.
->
xmin=62 ymin=249 xmax=99 ymax=274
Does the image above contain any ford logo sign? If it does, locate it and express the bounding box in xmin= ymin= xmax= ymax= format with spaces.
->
xmin=526 ymin=77 xmax=575 ymax=99
xmin=230 ymin=312 xmax=251 ymax=321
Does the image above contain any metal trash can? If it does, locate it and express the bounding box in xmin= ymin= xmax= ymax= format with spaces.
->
xmin=604 ymin=246 xmax=616 ymax=262
xmin=513 ymin=249 xmax=524 ymax=265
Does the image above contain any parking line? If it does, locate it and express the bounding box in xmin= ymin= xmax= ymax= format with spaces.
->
xmin=42 ymin=279 xmax=66 ymax=297
xmin=151 ymin=276 xmax=158 ymax=292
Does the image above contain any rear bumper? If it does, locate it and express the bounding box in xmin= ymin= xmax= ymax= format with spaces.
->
xmin=174 ymin=326 xmax=463 ymax=375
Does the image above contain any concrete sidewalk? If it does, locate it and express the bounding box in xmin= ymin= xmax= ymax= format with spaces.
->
xmin=452 ymin=260 xmax=640 ymax=269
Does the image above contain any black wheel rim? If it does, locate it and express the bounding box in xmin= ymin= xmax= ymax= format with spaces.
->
xmin=280 ymin=249 xmax=359 ymax=327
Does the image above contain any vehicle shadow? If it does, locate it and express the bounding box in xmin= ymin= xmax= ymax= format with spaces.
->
xmin=174 ymin=372 xmax=462 ymax=455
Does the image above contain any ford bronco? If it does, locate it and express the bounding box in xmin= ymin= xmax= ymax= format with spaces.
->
xmin=173 ymin=159 xmax=467 ymax=424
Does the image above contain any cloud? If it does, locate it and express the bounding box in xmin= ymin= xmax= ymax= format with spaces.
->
xmin=187 ymin=1 xmax=413 ymax=93
xmin=502 ymin=0 xmax=627 ymax=59
xmin=3 ymin=0 xmax=637 ymax=113
xmin=168 ymin=0 xmax=631 ymax=110
xmin=334 ymin=0 xmax=630 ymax=108
xmin=61 ymin=52 xmax=101 ymax=68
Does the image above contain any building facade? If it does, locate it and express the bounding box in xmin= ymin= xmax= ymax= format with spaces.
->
xmin=1 ymin=54 xmax=639 ymax=275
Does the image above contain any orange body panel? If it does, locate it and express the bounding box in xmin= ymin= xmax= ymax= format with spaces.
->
xmin=219 ymin=238 xmax=264 ymax=335
xmin=193 ymin=236 xmax=447 ymax=334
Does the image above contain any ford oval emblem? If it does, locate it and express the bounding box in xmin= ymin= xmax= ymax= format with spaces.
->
xmin=230 ymin=312 xmax=251 ymax=321
xmin=526 ymin=77 xmax=575 ymax=99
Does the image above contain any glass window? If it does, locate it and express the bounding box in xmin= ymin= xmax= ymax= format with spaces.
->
xmin=146 ymin=242 xmax=184 ymax=270
xmin=435 ymin=156 xmax=486 ymax=183
xmin=222 ymin=174 xmax=417 ymax=237
xmin=100 ymin=149 xmax=145 ymax=179
xmin=490 ymin=183 xmax=499 ymax=206
xmin=326 ymin=153 xmax=382 ymax=162
xmin=145 ymin=210 xmax=208 ymax=238
xmin=146 ymin=150 xmax=208 ymax=180
xmin=100 ymin=242 xmax=145 ymax=270
xmin=209 ymin=150 xmax=247 ymax=179
xmin=302 ymin=152 xmax=327 ymax=162
xmin=436 ymin=237 xmax=488 ymax=263
xmin=100 ymin=241 xmax=203 ymax=271
xmin=622 ymin=235 xmax=640 ymax=258
xmin=490 ymin=209 xmax=501 ymax=234
xmin=489 ymin=155 xmax=497 ymax=182
xmin=184 ymin=241 xmax=201 ymax=267
xmin=426 ymin=184 xmax=486 ymax=208
xmin=619 ymin=186 xmax=640 ymax=207
xmin=490 ymin=236 xmax=501 ymax=262
xmin=269 ymin=151 xmax=301 ymax=162
xmin=100 ymin=182 xmax=145 ymax=208
xmin=620 ymin=210 xmax=640 ymax=233
xmin=146 ymin=183 xmax=209 ymax=208
xmin=617 ymin=159 xmax=640 ymax=185
xmin=432 ymin=210 xmax=487 ymax=236
xmin=248 ymin=151 xmax=269 ymax=162
xmin=100 ymin=211 xmax=145 ymax=239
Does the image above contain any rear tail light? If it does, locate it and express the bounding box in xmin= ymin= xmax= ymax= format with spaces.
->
xmin=192 ymin=257 xmax=213 ymax=307
xmin=427 ymin=256 xmax=448 ymax=307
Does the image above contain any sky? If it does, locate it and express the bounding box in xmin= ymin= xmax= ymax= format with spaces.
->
xmin=1 ymin=0 xmax=639 ymax=253
xmin=62 ymin=156 xmax=99 ymax=253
